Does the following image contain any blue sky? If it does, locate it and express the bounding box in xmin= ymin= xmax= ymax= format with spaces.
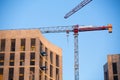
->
xmin=0 ymin=0 xmax=120 ymax=80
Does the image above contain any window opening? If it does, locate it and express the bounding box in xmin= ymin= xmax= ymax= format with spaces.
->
xmin=30 ymin=53 xmax=35 ymax=65
xmin=0 ymin=68 xmax=3 ymax=80
xmin=50 ymin=52 xmax=53 ymax=64
xmin=45 ymin=48 xmax=48 ymax=59
xmin=19 ymin=68 xmax=24 ymax=80
xmin=20 ymin=53 xmax=25 ymax=66
xmin=30 ymin=67 xmax=35 ymax=80
xmin=8 ymin=68 xmax=14 ymax=80
xmin=112 ymin=63 xmax=117 ymax=74
xmin=56 ymin=55 xmax=59 ymax=67
xmin=113 ymin=76 xmax=118 ymax=80
xmin=50 ymin=65 xmax=53 ymax=77
xmin=9 ymin=53 xmax=15 ymax=66
xmin=0 ymin=39 xmax=5 ymax=51
xmin=45 ymin=62 xmax=47 ymax=73
xmin=40 ymin=41 xmax=43 ymax=52
xmin=0 ymin=53 xmax=4 ymax=66
xmin=11 ymin=39 xmax=16 ymax=51
xmin=56 ymin=68 xmax=59 ymax=80
xmin=45 ymin=76 xmax=47 ymax=80
xmin=31 ymin=38 xmax=36 ymax=51
xmin=40 ymin=56 xmax=43 ymax=67
xmin=21 ymin=39 xmax=25 ymax=51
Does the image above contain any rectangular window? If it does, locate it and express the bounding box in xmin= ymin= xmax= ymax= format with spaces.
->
xmin=39 ymin=70 xmax=42 ymax=80
xmin=30 ymin=67 xmax=35 ymax=80
xmin=113 ymin=76 xmax=118 ymax=80
xmin=20 ymin=53 xmax=25 ymax=66
xmin=0 ymin=68 xmax=3 ymax=80
xmin=50 ymin=52 xmax=53 ymax=64
xmin=0 ymin=53 xmax=4 ymax=66
xmin=0 ymin=39 xmax=5 ymax=51
xmin=112 ymin=63 xmax=117 ymax=74
xmin=45 ymin=62 xmax=47 ymax=73
xmin=21 ymin=39 xmax=25 ymax=51
xmin=50 ymin=65 xmax=53 ymax=77
xmin=9 ymin=53 xmax=15 ymax=66
xmin=56 ymin=55 xmax=59 ymax=67
xmin=39 ymin=74 xmax=41 ymax=80
xmin=11 ymin=39 xmax=16 ymax=51
xmin=45 ymin=76 xmax=47 ymax=80
xmin=56 ymin=68 xmax=59 ymax=80
xmin=40 ymin=41 xmax=43 ymax=52
xmin=45 ymin=48 xmax=48 ymax=60
xmin=31 ymin=38 xmax=36 ymax=51
xmin=8 ymin=68 xmax=14 ymax=80
xmin=30 ymin=53 xmax=35 ymax=65
xmin=19 ymin=68 xmax=24 ymax=80
xmin=40 ymin=56 xmax=43 ymax=67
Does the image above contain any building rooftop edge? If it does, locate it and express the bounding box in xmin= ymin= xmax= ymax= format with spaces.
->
xmin=107 ymin=54 xmax=120 ymax=56
xmin=0 ymin=29 xmax=62 ymax=56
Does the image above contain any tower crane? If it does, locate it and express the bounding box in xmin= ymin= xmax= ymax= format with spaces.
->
xmin=40 ymin=24 xmax=112 ymax=80
xmin=64 ymin=0 xmax=92 ymax=19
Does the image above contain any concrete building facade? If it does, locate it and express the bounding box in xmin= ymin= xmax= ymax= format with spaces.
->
xmin=0 ymin=29 xmax=62 ymax=80
xmin=104 ymin=54 xmax=120 ymax=80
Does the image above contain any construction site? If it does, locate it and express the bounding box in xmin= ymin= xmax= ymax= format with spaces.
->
xmin=0 ymin=0 xmax=120 ymax=80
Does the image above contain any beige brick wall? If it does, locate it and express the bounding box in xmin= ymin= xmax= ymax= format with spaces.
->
xmin=0 ymin=29 xmax=62 ymax=80
xmin=104 ymin=54 xmax=120 ymax=80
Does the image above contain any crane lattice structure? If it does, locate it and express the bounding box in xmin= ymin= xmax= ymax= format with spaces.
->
xmin=40 ymin=24 xmax=112 ymax=80
xmin=64 ymin=0 xmax=92 ymax=19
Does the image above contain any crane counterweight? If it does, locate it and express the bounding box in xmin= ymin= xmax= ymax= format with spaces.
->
xmin=108 ymin=24 xmax=112 ymax=33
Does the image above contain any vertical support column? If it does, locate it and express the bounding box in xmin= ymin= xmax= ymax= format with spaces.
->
xmin=24 ymin=38 xmax=30 ymax=80
xmin=118 ymin=56 xmax=120 ymax=80
xmin=47 ymin=49 xmax=50 ymax=79
xmin=15 ymin=38 xmax=20 ymax=66
xmin=35 ymin=38 xmax=40 ymax=80
xmin=59 ymin=55 xmax=63 ymax=80
xmin=3 ymin=39 xmax=10 ymax=80
xmin=35 ymin=38 xmax=40 ymax=66
xmin=74 ymin=34 xmax=79 ymax=80
xmin=41 ymin=43 xmax=45 ymax=80
xmin=4 ymin=39 xmax=10 ymax=66
xmin=53 ymin=52 xmax=56 ymax=79
xmin=116 ymin=55 xmax=119 ymax=80
xmin=14 ymin=38 xmax=20 ymax=80
xmin=73 ymin=25 xmax=79 ymax=80
xmin=107 ymin=56 xmax=113 ymax=80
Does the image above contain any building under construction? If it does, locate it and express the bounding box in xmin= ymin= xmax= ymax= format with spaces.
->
xmin=0 ymin=29 xmax=62 ymax=80
xmin=104 ymin=54 xmax=120 ymax=80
